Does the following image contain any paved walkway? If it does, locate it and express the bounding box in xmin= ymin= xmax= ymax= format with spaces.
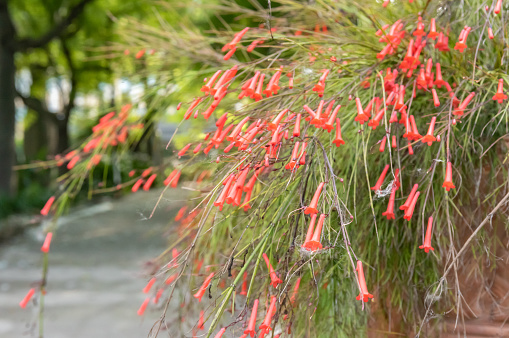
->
xmin=0 ymin=189 xmax=184 ymax=338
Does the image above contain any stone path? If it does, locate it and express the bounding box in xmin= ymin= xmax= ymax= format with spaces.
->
xmin=0 ymin=189 xmax=184 ymax=338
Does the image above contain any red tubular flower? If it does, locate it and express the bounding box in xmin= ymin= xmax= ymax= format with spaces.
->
xmin=428 ymin=18 xmax=439 ymax=40
xmin=443 ymin=161 xmax=456 ymax=191
xmin=371 ymin=164 xmax=390 ymax=191
xmin=143 ymin=174 xmax=157 ymax=191
xmin=262 ymin=253 xmax=282 ymax=288
xmin=400 ymin=184 xmax=419 ymax=211
xmin=355 ymin=261 xmax=374 ymax=302
xmin=403 ymin=191 xmax=420 ymax=220
xmin=419 ymin=216 xmax=435 ymax=253
xmin=493 ymin=79 xmax=507 ymax=103
xmin=20 ymin=288 xmax=36 ymax=308
xmin=178 ymin=143 xmax=192 ymax=157
xmin=67 ymin=155 xmax=80 ymax=169
xmin=216 ymin=113 xmax=228 ymax=128
xmin=175 ymin=206 xmax=187 ymax=221
xmin=198 ymin=310 xmax=205 ymax=330
xmin=454 ymin=92 xmax=475 ymax=116
xmin=304 ymin=182 xmax=325 ymax=215
xmin=409 ymin=115 xmax=421 ymax=140
xmin=495 ymin=0 xmax=502 ymax=14
xmin=244 ymin=299 xmax=259 ymax=337
xmin=227 ymin=117 xmax=250 ymax=142
xmin=253 ymin=74 xmax=265 ymax=101
xmin=368 ymin=108 xmax=385 ymax=129
xmin=41 ymin=232 xmax=53 ymax=253
xmin=290 ymin=277 xmax=301 ymax=306
xmin=379 ymin=136 xmax=387 ymax=153
xmin=246 ymin=71 xmax=260 ymax=97
xmin=137 ymin=297 xmax=150 ymax=316
xmin=132 ymin=179 xmax=144 ymax=192
xmin=293 ymin=113 xmax=301 ymax=137
xmin=202 ymin=71 xmax=222 ymax=94
xmin=193 ymin=143 xmax=202 ymax=154
xmin=213 ymin=328 xmax=226 ymax=338
xmin=322 ymin=105 xmax=340 ymax=132
xmin=193 ymin=272 xmax=214 ymax=302
xmin=223 ymin=47 xmax=236 ymax=60
xmin=488 ymin=27 xmax=494 ymax=39
xmin=240 ymin=272 xmax=248 ymax=296
xmin=454 ymin=26 xmax=471 ymax=53
xmin=394 ymin=85 xmax=407 ymax=110
xmin=259 ymin=295 xmax=277 ymax=333
xmin=302 ymin=214 xmax=326 ymax=251
xmin=392 ymin=135 xmax=397 ymax=148
xmin=135 ymin=49 xmax=146 ymax=59
xmin=285 ymin=142 xmax=300 ymax=170
xmin=413 ymin=16 xmax=426 ymax=36
xmin=143 ymin=277 xmax=156 ymax=293
xmin=421 ymin=117 xmax=437 ymax=145
xmin=354 ymin=98 xmax=369 ymax=124
xmin=268 ymin=109 xmax=289 ymax=130
xmin=382 ymin=187 xmax=396 ymax=220
xmin=302 ymin=215 xmax=318 ymax=251
xmin=332 ymin=118 xmax=345 ymax=147
xmin=432 ymin=89 xmax=440 ymax=107
xmin=41 ymin=196 xmax=55 ymax=216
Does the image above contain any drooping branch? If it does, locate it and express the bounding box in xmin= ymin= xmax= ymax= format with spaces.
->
xmin=14 ymin=0 xmax=94 ymax=52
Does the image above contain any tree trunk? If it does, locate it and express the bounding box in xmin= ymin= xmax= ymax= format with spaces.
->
xmin=0 ymin=0 xmax=16 ymax=196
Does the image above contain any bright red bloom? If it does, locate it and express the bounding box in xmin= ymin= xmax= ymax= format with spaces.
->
xmin=143 ymin=277 xmax=156 ymax=293
xmin=213 ymin=328 xmax=226 ymax=338
xmin=132 ymin=179 xmax=144 ymax=192
xmin=454 ymin=92 xmax=475 ymax=116
xmin=371 ymin=164 xmax=390 ymax=191
xmin=495 ymin=0 xmax=502 ymax=14
xmin=244 ymin=299 xmax=259 ymax=337
xmin=488 ymin=27 xmax=494 ymax=39
xmin=442 ymin=161 xmax=456 ymax=191
xmin=493 ymin=79 xmax=507 ymax=103
xmin=332 ymin=118 xmax=345 ymax=147
xmin=259 ymin=295 xmax=277 ymax=333
xmin=428 ymin=18 xmax=439 ymax=40
xmin=240 ymin=272 xmax=248 ymax=296
xmin=143 ymin=174 xmax=157 ymax=191
xmin=262 ymin=253 xmax=282 ymax=288
xmin=403 ymin=191 xmax=420 ymax=221
xmin=379 ymin=136 xmax=387 ymax=153
xmin=193 ymin=272 xmax=214 ymax=302
xmin=137 ymin=297 xmax=150 ymax=316
xmin=293 ymin=113 xmax=301 ymax=137
xmin=421 ymin=117 xmax=437 ymax=145
xmin=223 ymin=47 xmax=236 ymax=60
xmin=355 ymin=261 xmax=374 ymax=302
xmin=268 ymin=109 xmax=289 ymax=130
xmin=354 ymin=98 xmax=369 ymax=124
xmin=302 ymin=214 xmax=326 ymax=251
xmin=41 ymin=232 xmax=53 ymax=253
xmin=432 ymin=89 xmax=440 ymax=107
xmin=419 ymin=216 xmax=435 ymax=253
xmin=41 ymin=196 xmax=55 ymax=216
xmin=382 ymin=187 xmax=396 ymax=220
xmin=20 ymin=288 xmax=36 ymax=308
xmin=304 ymin=182 xmax=325 ymax=215
xmin=400 ymin=184 xmax=419 ymax=211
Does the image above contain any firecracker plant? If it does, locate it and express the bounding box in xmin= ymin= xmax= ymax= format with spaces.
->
xmin=19 ymin=0 xmax=509 ymax=337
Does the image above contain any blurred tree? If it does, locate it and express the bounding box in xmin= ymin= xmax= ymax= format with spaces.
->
xmin=0 ymin=0 xmax=150 ymax=197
